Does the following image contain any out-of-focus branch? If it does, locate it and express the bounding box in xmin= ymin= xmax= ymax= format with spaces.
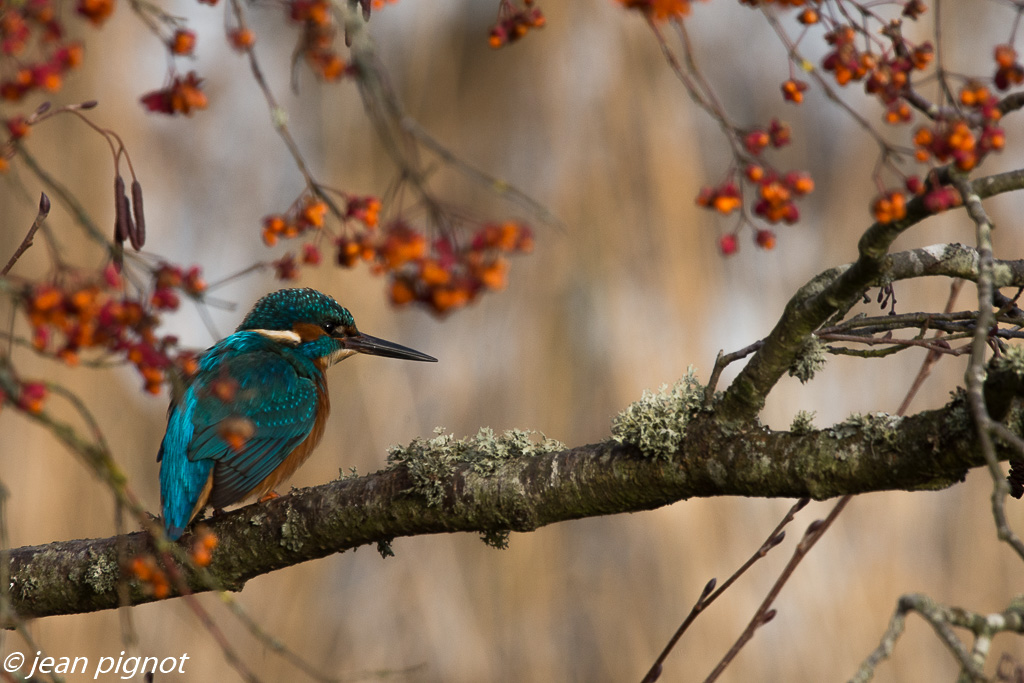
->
xmin=850 ymin=593 xmax=1024 ymax=683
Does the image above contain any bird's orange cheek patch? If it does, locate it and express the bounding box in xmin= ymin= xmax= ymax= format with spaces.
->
xmin=293 ymin=322 xmax=327 ymax=342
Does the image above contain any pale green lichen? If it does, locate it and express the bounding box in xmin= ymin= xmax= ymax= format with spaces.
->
xmin=480 ymin=529 xmax=510 ymax=549
xmin=788 ymin=336 xmax=827 ymax=384
xmin=387 ymin=427 xmax=565 ymax=507
xmin=790 ymin=410 xmax=817 ymax=435
xmin=610 ymin=367 xmax=704 ymax=459
xmin=387 ymin=427 xmax=564 ymax=549
xmin=991 ymin=344 xmax=1024 ymax=378
xmin=829 ymin=412 xmax=903 ymax=444
xmin=83 ymin=551 xmax=117 ymax=594
xmin=279 ymin=505 xmax=308 ymax=552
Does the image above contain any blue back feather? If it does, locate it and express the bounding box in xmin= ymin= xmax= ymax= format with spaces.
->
xmin=159 ymin=330 xmax=326 ymax=539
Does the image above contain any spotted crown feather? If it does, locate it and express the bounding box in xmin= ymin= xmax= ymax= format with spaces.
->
xmin=237 ymin=288 xmax=355 ymax=332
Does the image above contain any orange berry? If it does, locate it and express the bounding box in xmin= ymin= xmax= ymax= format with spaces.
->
xmin=798 ymin=8 xmax=817 ymax=24
xmin=995 ymin=44 xmax=1017 ymax=69
xmin=229 ymin=27 xmax=255 ymax=50
xmin=712 ymin=194 xmax=741 ymax=215
xmin=201 ymin=531 xmax=219 ymax=550
xmin=218 ymin=417 xmax=255 ymax=451
xmin=130 ymin=556 xmax=153 ymax=581
xmin=32 ymin=285 xmax=63 ymax=312
xmin=170 ymin=29 xmax=196 ymax=56
xmin=192 ymin=547 xmax=212 ymax=567
xmin=420 ymin=260 xmax=451 ymax=286
xmin=478 ymin=258 xmax=509 ymax=290
xmin=152 ymin=580 xmax=170 ymax=600
xmin=389 ymin=279 xmax=415 ymax=306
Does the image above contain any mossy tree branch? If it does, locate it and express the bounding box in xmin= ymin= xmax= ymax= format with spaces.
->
xmin=7 ymin=388 xmax=1020 ymax=624
xmin=716 ymin=169 xmax=1024 ymax=424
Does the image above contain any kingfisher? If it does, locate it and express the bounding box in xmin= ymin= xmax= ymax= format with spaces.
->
xmin=158 ymin=288 xmax=436 ymax=540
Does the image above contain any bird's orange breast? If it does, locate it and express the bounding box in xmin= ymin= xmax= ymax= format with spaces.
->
xmin=244 ymin=378 xmax=331 ymax=501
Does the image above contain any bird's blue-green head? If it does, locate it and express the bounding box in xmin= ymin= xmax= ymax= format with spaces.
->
xmin=238 ymin=288 xmax=436 ymax=366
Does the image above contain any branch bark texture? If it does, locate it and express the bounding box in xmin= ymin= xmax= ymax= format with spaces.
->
xmin=7 ymin=391 xmax=1017 ymax=623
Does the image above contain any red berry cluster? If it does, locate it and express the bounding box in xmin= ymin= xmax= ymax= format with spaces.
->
xmin=0 ymin=113 xmax=27 ymax=171
xmin=227 ymin=27 xmax=255 ymax=52
xmin=129 ymin=555 xmax=170 ymax=599
xmin=742 ymin=118 xmax=790 ymax=155
xmin=151 ymin=263 xmax=208 ymax=310
xmin=781 ymin=78 xmax=808 ymax=103
xmin=189 ymin=526 xmax=219 ymax=566
xmin=128 ymin=528 xmax=216 ymax=598
xmin=489 ymin=0 xmax=545 ymax=49
xmin=617 ymin=0 xmax=694 ymax=21
xmin=261 ymin=193 xmax=332 ymax=247
xmin=261 ymin=192 xmax=388 ymax=282
xmin=380 ymin=221 xmax=534 ymax=315
xmin=139 ymin=71 xmax=208 ymax=116
xmin=0 ymin=0 xmax=85 ymax=102
xmin=76 ymin=0 xmax=115 ymax=25
xmin=750 ymin=168 xmax=813 ymax=224
xmin=696 ymin=182 xmax=741 ymax=216
xmin=870 ymin=190 xmax=907 ymax=224
xmin=821 ymin=23 xmax=933 ymax=123
xmin=871 ymin=175 xmax=962 ymax=225
xmin=262 ymin=203 xmax=536 ymax=317
xmin=22 ymin=263 xmax=204 ymax=393
xmin=288 ymin=0 xmax=347 ymax=81
xmin=913 ymin=115 xmax=1004 ymax=173
xmin=1 ymin=380 xmax=47 ymax=415
xmin=696 ymin=116 xmax=812 ymax=253
xmin=740 ymin=0 xmax=814 ymax=6
xmin=169 ymin=29 xmax=196 ymax=57
xmin=994 ymin=44 xmax=1024 ymax=91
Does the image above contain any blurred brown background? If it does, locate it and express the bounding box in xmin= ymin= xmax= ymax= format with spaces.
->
xmin=2 ymin=0 xmax=1024 ymax=680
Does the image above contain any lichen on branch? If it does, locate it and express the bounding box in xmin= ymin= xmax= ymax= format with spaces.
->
xmin=610 ymin=367 xmax=704 ymax=458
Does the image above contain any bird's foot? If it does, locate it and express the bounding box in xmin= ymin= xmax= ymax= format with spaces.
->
xmin=257 ymin=491 xmax=280 ymax=503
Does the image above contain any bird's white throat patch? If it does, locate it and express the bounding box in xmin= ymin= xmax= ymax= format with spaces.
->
xmin=252 ymin=329 xmax=302 ymax=345
xmin=323 ymin=347 xmax=358 ymax=367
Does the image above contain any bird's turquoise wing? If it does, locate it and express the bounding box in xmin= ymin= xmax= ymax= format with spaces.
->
xmin=159 ymin=341 xmax=321 ymax=539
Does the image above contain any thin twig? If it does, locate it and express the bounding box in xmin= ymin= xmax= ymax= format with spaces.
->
xmin=1 ymin=193 xmax=50 ymax=276
xmin=896 ymin=280 xmax=964 ymax=415
xmin=640 ymin=498 xmax=809 ymax=682
xmin=219 ymin=593 xmax=342 ymax=683
xmin=703 ymin=495 xmax=852 ymax=683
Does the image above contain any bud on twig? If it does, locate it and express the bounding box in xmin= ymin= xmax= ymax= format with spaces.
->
xmin=131 ymin=180 xmax=146 ymax=249
xmin=114 ymin=175 xmax=129 ymax=242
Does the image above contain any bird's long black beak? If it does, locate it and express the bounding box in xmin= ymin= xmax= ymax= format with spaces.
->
xmin=343 ymin=332 xmax=437 ymax=362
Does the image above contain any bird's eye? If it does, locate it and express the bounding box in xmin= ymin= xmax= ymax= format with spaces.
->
xmin=321 ymin=321 xmax=339 ymax=335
